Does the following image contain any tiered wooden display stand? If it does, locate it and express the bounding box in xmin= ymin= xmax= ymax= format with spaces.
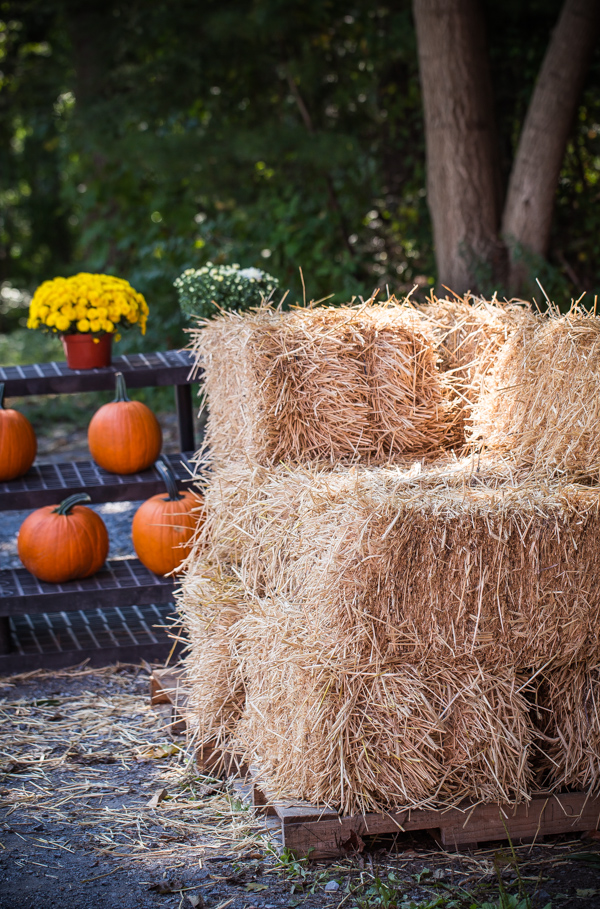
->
xmin=149 ymin=668 xmax=600 ymax=858
xmin=0 ymin=351 xmax=197 ymax=673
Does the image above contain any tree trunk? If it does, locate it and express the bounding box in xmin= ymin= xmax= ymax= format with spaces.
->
xmin=413 ymin=0 xmax=504 ymax=294
xmin=502 ymin=0 xmax=600 ymax=288
xmin=65 ymin=0 xmax=115 ymax=108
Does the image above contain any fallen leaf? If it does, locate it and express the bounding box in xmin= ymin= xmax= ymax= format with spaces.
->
xmin=577 ymin=889 xmax=597 ymax=898
xmin=245 ymin=882 xmax=269 ymax=892
xmin=147 ymin=788 xmax=168 ymax=809
xmin=188 ymin=895 xmax=205 ymax=908
xmin=138 ymin=744 xmax=179 ymax=760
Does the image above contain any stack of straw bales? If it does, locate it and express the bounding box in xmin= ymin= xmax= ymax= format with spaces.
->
xmin=179 ymin=295 xmax=600 ymax=814
xmin=466 ymin=303 xmax=600 ymax=796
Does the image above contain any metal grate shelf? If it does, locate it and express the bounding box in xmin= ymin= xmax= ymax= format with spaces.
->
xmin=0 ymin=557 xmax=176 ymax=616
xmin=0 ymin=451 xmax=197 ymax=510
xmin=0 ymin=603 xmax=181 ymax=673
xmin=0 ymin=349 xmax=197 ymax=669
xmin=0 ymin=349 xmax=197 ymax=397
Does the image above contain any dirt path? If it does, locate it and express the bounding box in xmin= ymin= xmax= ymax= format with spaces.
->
xmin=1 ymin=665 xmax=600 ymax=909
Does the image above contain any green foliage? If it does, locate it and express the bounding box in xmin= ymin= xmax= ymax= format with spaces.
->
xmin=174 ymin=263 xmax=279 ymax=321
xmin=0 ymin=0 xmax=599 ymax=355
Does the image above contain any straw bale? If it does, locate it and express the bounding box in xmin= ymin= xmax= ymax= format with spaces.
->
xmin=471 ymin=308 xmax=600 ymax=479
xmin=177 ymin=563 xmax=246 ymax=754
xmin=437 ymin=661 xmax=533 ymax=805
xmin=419 ymin=295 xmax=532 ymax=388
xmin=418 ymin=296 xmax=534 ymax=437
xmin=197 ymin=458 xmax=600 ymax=669
xmin=537 ymin=662 xmax=600 ymax=793
xmin=233 ymin=596 xmax=532 ymax=813
xmin=190 ymin=301 xmax=459 ymax=467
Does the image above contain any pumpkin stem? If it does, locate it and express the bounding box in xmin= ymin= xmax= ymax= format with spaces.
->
xmin=155 ymin=456 xmax=184 ymax=501
xmin=0 ymin=383 xmax=5 ymax=410
xmin=53 ymin=493 xmax=92 ymax=515
xmin=113 ymin=372 xmax=130 ymax=403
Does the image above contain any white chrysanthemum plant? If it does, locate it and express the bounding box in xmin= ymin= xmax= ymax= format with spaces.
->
xmin=174 ymin=263 xmax=279 ymax=321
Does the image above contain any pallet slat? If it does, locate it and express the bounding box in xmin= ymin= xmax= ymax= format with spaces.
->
xmin=273 ymin=793 xmax=600 ymax=858
xmin=149 ymin=667 xmax=188 ymax=734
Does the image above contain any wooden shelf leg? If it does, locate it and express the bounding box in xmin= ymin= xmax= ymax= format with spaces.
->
xmin=175 ymin=383 xmax=195 ymax=452
xmin=0 ymin=617 xmax=13 ymax=654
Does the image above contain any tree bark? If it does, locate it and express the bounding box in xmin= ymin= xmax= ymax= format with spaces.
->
xmin=413 ymin=0 xmax=503 ymax=294
xmin=65 ymin=0 xmax=115 ymax=108
xmin=502 ymin=0 xmax=600 ymax=286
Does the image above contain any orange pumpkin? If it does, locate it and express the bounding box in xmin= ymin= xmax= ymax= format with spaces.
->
xmin=88 ymin=372 xmax=162 ymax=474
xmin=0 ymin=382 xmax=37 ymax=481
xmin=132 ymin=458 xmax=201 ymax=576
xmin=17 ymin=493 xmax=109 ymax=583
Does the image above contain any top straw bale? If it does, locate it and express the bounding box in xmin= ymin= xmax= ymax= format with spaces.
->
xmin=191 ymin=301 xmax=460 ymax=467
xmin=471 ymin=308 xmax=600 ymax=479
xmin=418 ymin=295 xmax=533 ymax=391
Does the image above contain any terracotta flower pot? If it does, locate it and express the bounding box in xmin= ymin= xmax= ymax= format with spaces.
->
xmin=61 ymin=333 xmax=113 ymax=370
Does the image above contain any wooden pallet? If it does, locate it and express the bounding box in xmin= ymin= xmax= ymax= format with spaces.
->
xmin=149 ymin=666 xmax=189 ymax=735
xmin=247 ymin=783 xmax=600 ymax=858
xmin=147 ymin=674 xmax=600 ymax=858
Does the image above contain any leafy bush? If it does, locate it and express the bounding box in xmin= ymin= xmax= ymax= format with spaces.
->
xmin=174 ymin=263 xmax=279 ymax=321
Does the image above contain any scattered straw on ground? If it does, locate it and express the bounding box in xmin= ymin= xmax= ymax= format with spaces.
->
xmin=0 ymin=664 xmax=266 ymax=866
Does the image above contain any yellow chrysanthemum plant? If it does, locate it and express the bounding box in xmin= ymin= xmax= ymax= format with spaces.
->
xmin=27 ymin=273 xmax=149 ymax=342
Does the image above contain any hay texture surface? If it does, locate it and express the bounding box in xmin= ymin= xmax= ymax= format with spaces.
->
xmin=177 ymin=563 xmax=246 ymax=755
xmin=179 ymin=567 xmax=533 ymax=814
xmin=192 ymin=302 xmax=460 ymax=466
xmin=419 ymin=295 xmax=532 ymax=388
xmin=238 ymin=650 xmax=532 ymax=814
xmin=418 ymin=296 xmax=534 ymax=438
xmin=471 ymin=308 xmax=600 ymax=479
xmin=197 ymin=459 xmax=600 ymax=670
xmin=538 ymin=662 xmax=600 ymax=793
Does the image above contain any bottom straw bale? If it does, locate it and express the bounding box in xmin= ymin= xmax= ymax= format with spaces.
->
xmin=538 ymin=662 xmax=600 ymax=793
xmin=178 ymin=562 xmax=247 ymax=757
xmin=236 ymin=659 xmax=445 ymax=815
xmin=178 ymin=566 xmax=534 ymax=814
xmin=230 ymin=591 xmax=533 ymax=814
xmin=437 ymin=662 xmax=533 ymax=805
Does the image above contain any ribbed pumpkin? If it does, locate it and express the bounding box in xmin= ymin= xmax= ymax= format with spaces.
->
xmin=132 ymin=458 xmax=201 ymax=576
xmin=88 ymin=372 xmax=162 ymax=474
xmin=0 ymin=382 xmax=37 ymax=481
xmin=17 ymin=493 xmax=109 ymax=583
